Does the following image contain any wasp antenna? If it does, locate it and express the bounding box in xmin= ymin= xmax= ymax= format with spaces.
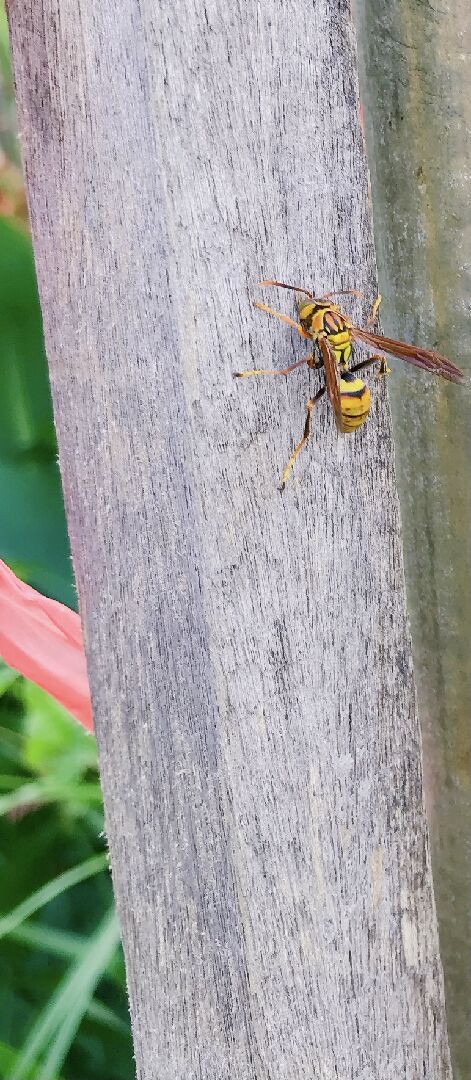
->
xmin=257 ymin=279 xmax=314 ymax=299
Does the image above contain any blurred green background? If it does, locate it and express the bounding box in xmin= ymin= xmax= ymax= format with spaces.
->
xmin=0 ymin=7 xmax=133 ymax=1078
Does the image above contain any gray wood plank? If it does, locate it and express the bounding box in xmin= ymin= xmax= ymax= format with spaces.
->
xmin=8 ymin=1 xmax=451 ymax=1076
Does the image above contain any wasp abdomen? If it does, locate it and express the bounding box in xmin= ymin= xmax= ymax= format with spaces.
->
xmin=329 ymin=330 xmax=352 ymax=367
xmin=339 ymin=372 xmax=371 ymax=432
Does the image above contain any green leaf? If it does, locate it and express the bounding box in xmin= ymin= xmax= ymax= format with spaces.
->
xmin=0 ymin=461 xmax=74 ymax=608
xmin=0 ymin=660 xmax=20 ymax=696
xmin=0 ymin=777 xmax=103 ymax=817
xmin=83 ymin=998 xmax=130 ymax=1037
xmin=11 ymin=907 xmax=120 ymax=1080
xmin=0 ymin=8 xmax=20 ymax=167
xmin=8 ymin=921 xmax=85 ymax=961
xmin=10 ymin=920 xmax=125 ymax=993
xmin=0 ymin=219 xmax=75 ymax=606
xmin=0 ymin=852 xmax=108 ymax=939
xmin=0 ymin=4 xmax=11 ymax=62
xmin=0 ymin=773 xmax=26 ymax=791
xmin=10 ymin=921 xmax=125 ymax=989
xmin=22 ymin=682 xmax=97 ymax=781
xmin=0 ymin=1039 xmax=62 ymax=1080
xmin=0 ymin=219 xmax=54 ymax=456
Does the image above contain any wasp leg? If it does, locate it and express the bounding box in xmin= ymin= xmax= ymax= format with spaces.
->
xmin=350 ymin=353 xmax=391 ymax=380
xmin=307 ymin=348 xmax=322 ymax=370
xmin=253 ymin=301 xmax=312 ymax=340
xmin=258 ymin=279 xmax=313 ymax=299
xmin=366 ymin=294 xmax=382 ymax=327
xmin=280 ymin=387 xmax=326 ymax=491
xmin=233 ymin=350 xmax=313 ymax=379
xmin=318 ymin=288 xmax=364 ymax=301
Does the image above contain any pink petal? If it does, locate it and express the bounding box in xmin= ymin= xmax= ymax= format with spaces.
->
xmin=0 ymin=559 xmax=93 ymax=732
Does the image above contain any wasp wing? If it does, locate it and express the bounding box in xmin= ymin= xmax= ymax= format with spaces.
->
xmin=318 ymin=336 xmax=347 ymax=433
xmin=351 ymin=327 xmax=464 ymax=384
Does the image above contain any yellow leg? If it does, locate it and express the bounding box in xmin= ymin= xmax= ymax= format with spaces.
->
xmin=366 ymin=294 xmax=382 ymax=327
xmin=233 ymin=350 xmax=313 ymax=379
xmin=350 ymin=353 xmax=391 ymax=380
xmin=374 ymin=354 xmax=391 ymax=380
xmin=319 ymin=288 xmax=364 ymax=301
xmin=253 ymin=300 xmax=312 ymax=340
xmin=280 ymin=389 xmax=325 ymax=491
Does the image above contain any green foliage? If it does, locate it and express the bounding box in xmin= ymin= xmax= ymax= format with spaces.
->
xmin=0 ymin=678 xmax=134 ymax=1080
xmin=0 ymin=5 xmax=19 ymax=166
xmin=22 ymin=683 xmax=98 ymax=784
xmin=0 ymin=219 xmax=75 ymax=608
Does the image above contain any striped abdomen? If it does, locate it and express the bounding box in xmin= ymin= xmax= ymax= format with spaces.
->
xmin=339 ymin=371 xmax=371 ymax=431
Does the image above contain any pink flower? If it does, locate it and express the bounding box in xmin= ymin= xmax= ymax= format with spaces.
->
xmin=0 ymin=559 xmax=93 ymax=732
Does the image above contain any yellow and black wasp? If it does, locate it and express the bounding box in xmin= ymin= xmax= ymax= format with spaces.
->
xmin=234 ymin=280 xmax=464 ymax=488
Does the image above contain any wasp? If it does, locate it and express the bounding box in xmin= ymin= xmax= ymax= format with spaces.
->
xmin=234 ymin=280 xmax=464 ymax=489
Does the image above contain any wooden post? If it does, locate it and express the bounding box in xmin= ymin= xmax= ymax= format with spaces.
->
xmin=356 ymin=2 xmax=471 ymax=1075
xmin=8 ymin=2 xmax=451 ymax=1076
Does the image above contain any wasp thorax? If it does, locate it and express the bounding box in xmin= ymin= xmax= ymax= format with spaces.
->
xmin=295 ymin=294 xmax=316 ymax=323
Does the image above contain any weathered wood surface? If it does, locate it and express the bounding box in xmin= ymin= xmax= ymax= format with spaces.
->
xmin=9 ymin=1 xmax=451 ymax=1077
xmin=356 ymin=3 xmax=471 ymax=1075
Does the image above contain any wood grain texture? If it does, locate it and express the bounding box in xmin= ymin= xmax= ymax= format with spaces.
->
xmin=8 ymin=1 xmax=451 ymax=1077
